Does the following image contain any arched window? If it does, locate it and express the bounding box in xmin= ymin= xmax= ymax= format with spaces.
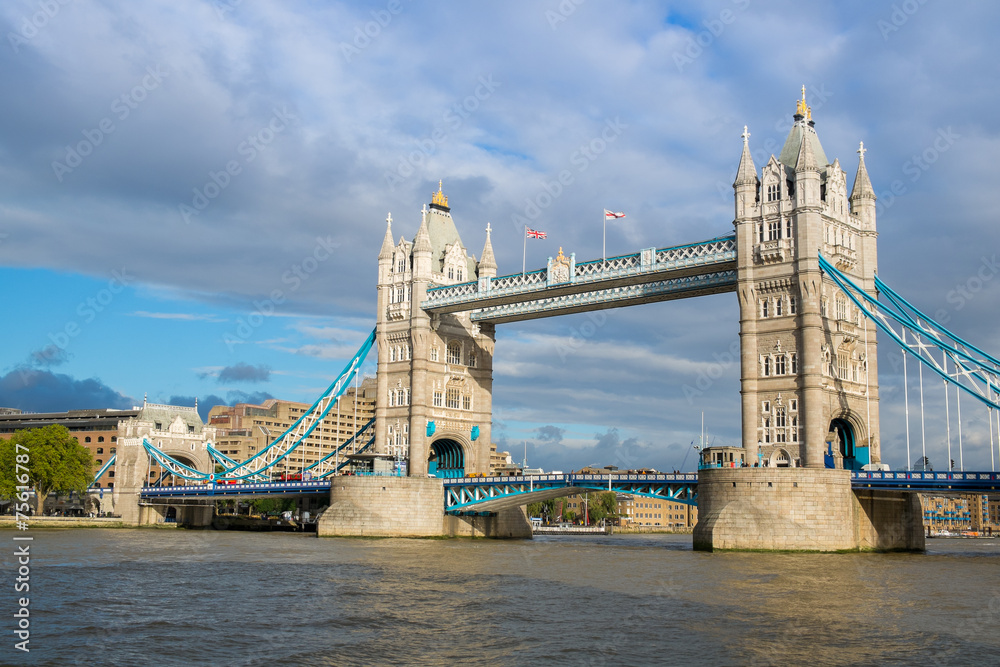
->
xmin=456 ymin=268 xmax=463 ymax=282
xmin=776 ymin=298 xmax=783 ymax=317
xmin=390 ymin=346 xmax=396 ymax=362
xmin=96 ymin=447 xmax=104 ymax=454
xmin=763 ymin=357 xmax=771 ymax=376
xmin=762 ymin=300 xmax=769 ymax=318
xmin=85 ymin=436 xmax=92 ymax=443
xmin=448 ymin=267 xmax=454 ymax=280
xmin=98 ymin=436 xmax=105 ymax=443
xmin=767 ymin=183 xmax=779 ymax=201
xmin=447 ymin=341 xmax=461 ymax=365
xmin=775 ymin=355 xmax=786 ymax=375
xmin=790 ymin=353 xmax=798 ymax=374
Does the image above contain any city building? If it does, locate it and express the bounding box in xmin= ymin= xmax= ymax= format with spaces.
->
xmin=488 ymin=442 xmax=515 ymax=475
xmin=207 ymin=377 xmax=377 ymax=476
xmin=921 ymin=494 xmax=973 ymax=533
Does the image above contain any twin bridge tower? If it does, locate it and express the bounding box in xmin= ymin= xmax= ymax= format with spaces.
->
xmin=373 ymin=91 xmax=882 ymax=482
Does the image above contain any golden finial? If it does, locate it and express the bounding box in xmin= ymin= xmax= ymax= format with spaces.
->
xmin=796 ymin=85 xmax=808 ymax=117
xmin=431 ymin=179 xmax=449 ymax=207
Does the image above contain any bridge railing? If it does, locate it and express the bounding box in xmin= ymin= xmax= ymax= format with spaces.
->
xmin=423 ymin=235 xmax=736 ymax=310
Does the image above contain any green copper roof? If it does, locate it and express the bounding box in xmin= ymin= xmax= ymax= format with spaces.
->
xmin=778 ymin=120 xmax=829 ymax=172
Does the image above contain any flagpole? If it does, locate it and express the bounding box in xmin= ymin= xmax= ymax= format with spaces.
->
xmin=602 ymin=210 xmax=606 ymax=264
xmin=522 ymin=225 xmax=527 ymax=276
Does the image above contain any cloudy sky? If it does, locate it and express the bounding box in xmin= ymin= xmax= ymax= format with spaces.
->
xmin=2 ymin=0 xmax=999 ymax=472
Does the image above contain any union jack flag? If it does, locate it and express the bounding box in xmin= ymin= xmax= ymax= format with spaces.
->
xmin=525 ymin=227 xmax=547 ymax=239
xmin=604 ymin=209 xmax=626 ymax=219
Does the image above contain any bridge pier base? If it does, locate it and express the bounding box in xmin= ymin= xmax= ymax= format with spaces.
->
xmin=693 ymin=468 xmax=924 ymax=552
xmin=316 ymin=476 xmax=531 ymax=538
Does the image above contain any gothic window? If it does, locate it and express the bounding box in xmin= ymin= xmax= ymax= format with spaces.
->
xmin=763 ymin=357 xmax=771 ymax=376
xmin=790 ymin=353 xmax=798 ymax=374
xmin=758 ymin=223 xmax=765 ymax=243
xmin=775 ymin=355 xmax=787 ymax=375
xmin=768 ymin=221 xmax=780 ymax=241
xmin=403 ymin=388 xmax=410 ymax=405
xmin=468 ymin=351 xmax=477 ymax=368
xmin=786 ymin=219 xmax=792 ymax=238
xmin=433 ymin=391 xmax=443 ymax=407
xmin=390 ymin=346 xmax=396 ymax=362
xmin=763 ymin=418 xmax=772 ymax=443
xmin=457 ymin=268 xmax=463 ymax=282
xmin=402 ymin=423 xmax=409 ymax=447
xmin=389 ymin=391 xmax=396 ymax=407
xmin=789 ymin=399 xmax=798 ymax=412
xmin=448 ymin=267 xmax=454 ymax=280
xmin=446 ymin=387 xmax=461 ymax=409
xmin=821 ymin=298 xmax=828 ymax=317
xmin=853 ymin=363 xmax=860 ymax=383
xmin=837 ymin=354 xmax=849 ymax=379
xmin=430 ymin=347 xmax=439 ymax=362
xmin=836 ymin=295 xmax=847 ymax=321
xmin=775 ymin=407 xmax=786 ymax=429
xmin=789 ymin=296 xmax=797 ymax=315
xmin=791 ymin=416 xmax=799 ymax=442
xmin=762 ymin=300 xmax=769 ymax=318
xmin=767 ymin=184 xmax=779 ymax=201
xmin=462 ymin=395 xmax=471 ymax=410
xmin=776 ymin=298 xmax=783 ymax=317
xmin=762 ymin=401 xmax=771 ymax=413
xmin=447 ymin=341 xmax=461 ymax=365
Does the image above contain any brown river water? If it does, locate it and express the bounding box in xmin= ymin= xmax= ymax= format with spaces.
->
xmin=3 ymin=529 xmax=1000 ymax=666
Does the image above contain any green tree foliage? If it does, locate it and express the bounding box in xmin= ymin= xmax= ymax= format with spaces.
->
xmin=0 ymin=425 xmax=94 ymax=513
xmin=586 ymin=492 xmax=619 ymax=524
xmin=250 ymin=497 xmax=296 ymax=516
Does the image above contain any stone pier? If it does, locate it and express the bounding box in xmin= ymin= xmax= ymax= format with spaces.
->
xmin=693 ymin=468 xmax=924 ymax=551
xmin=316 ymin=476 xmax=531 ymax=538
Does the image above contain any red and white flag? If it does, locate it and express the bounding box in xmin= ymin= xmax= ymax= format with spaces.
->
xmin=525 ymin=227 xmax=547 ymax=239
xmin=604 ymin=209 xmax=626 ymax=219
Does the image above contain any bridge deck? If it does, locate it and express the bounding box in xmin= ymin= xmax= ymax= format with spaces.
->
xmin=422 ymin=235 xmax=737 ymax=322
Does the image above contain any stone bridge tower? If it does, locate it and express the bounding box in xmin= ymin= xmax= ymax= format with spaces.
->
xmin=734 ymin=89 xmax=880 ymax=470
xmin=375 ymin=183 xmax=497 ymax=477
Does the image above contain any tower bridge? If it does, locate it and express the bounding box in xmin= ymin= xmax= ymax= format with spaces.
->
xmin=116 ymin=90 xmax=1000 ymax=549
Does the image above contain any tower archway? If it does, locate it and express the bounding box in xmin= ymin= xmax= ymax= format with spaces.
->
xmin=829 ymin=418 xmax=856 ymax=469
xmin=428 ymin=438 xmax=465 ymax=478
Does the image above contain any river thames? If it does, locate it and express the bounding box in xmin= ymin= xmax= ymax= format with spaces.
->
xmin=5 ymin=529 xmax=1000 ymax=666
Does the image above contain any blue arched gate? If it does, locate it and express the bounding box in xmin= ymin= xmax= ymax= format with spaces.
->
xmin=428 ymin=439 xmax=465 ymax=478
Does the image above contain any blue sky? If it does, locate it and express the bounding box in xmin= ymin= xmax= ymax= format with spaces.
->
xmin=2 ymin=0 xmax=1000 ymax=472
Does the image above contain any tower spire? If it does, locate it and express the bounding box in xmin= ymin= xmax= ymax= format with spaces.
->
xmin=850 ymin=141 xmax=876 ymax=201
xmin=734 ymin=125 xmax=758 ymax=187
xmin=378 ymin=212 xmax=395 ymax=260
xmin=479 ymin=222 xmax=497 ymax=277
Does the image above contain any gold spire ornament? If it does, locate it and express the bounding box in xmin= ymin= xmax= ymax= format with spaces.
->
xmin=796 ymin=85 xmax=812 ymax=120
xmin=431 ymin=180 xmax=449 ymax=207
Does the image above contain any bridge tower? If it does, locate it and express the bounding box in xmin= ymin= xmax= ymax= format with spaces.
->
xmin=734 ymin=89 xmax=880 ymax=470
xmin=374 ymin=182 xmax=496 ymax=478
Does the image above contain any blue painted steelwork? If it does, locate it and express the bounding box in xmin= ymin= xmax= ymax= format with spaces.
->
xmin=140 ymin=328 xmax=376 ymax=483
xmin=819 ymin=254 xmax=1000 ymax=411
xmin=88 ymin=453 xmax=116 ymax=488
xmin=430 ymin=439 xmax=465 ymax=478
xmin=423 ymin=235 xmax=737 ymax=318
xmin=471 ymin=270 xmax=737 ymax=324
xmin=851 ymin=470 xmax=999 ymax=492
xmin=140 ymin=479 xmax=334 ymax=498
xmin=443 ymin=473 xmax=698 ymax=513
xmin=301 ymin=417 xmax=376 ymax=479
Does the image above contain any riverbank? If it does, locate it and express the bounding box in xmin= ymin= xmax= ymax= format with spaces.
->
xmin=0 ymin=516 xmax=140 ymax=529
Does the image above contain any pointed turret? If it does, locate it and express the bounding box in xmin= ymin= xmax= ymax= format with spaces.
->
xmin=479 ymin=223 xmax=497 ymax=278
xmin=794 ymin=123 xmax=818 ymax=173
xmin=379 ymin=213 xmax=395 ymax=260
xmin=850 ymin=142 xmax=876 ymax=202
xmin=413 ymin=205 xmax=432 ymax=254
xmin=734 ymin=125 xmax=759 ymax=187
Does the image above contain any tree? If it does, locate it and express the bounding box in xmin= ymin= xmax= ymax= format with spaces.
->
xmin=587 ymin=491 xmax=619 ymax=524
xmin=0 ymin=425 xmax=94 ymax=514
xmin=250 ymin=497 xmax=295 ymax=516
